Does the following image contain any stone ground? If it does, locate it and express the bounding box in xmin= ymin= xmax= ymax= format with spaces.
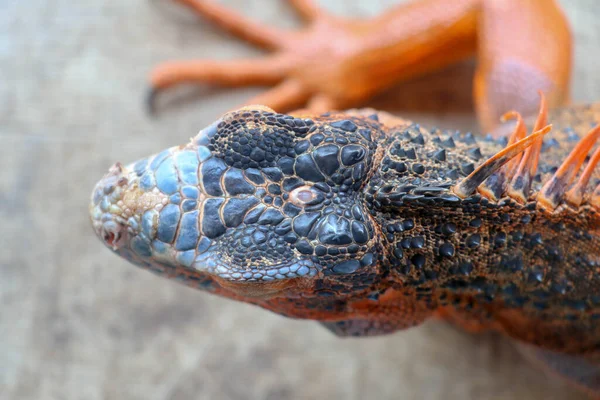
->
xmin=2 ymin=0 xmax=600 ymax=399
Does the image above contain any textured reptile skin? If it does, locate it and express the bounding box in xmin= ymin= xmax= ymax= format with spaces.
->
xmin=90 ymin=103 xmax=600 ymax=356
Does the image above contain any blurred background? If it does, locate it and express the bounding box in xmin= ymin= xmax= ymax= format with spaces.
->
xmin=2 ymin=0 xmax=599 ymax=399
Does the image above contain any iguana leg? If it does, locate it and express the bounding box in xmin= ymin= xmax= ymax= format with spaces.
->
xmin=287 ymin=0 xmax=322 ymax=21
xmin=474 ymin=0 xmax=571 ymax=133
xmin=149 ymin=55 xmax=295 ymax=112
xmin=172 ymin=0 xmax=288 ymax=48
xmin=149 ymin=0 xmax=571 ymax=132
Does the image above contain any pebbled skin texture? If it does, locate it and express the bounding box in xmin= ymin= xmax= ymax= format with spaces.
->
xmin=91 ymin=104 xmax=600 ymax=361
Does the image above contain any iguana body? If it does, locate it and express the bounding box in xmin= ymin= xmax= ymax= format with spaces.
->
xmin=91 ymin=0 xmax=600 ymax=397
xmin=90 ymin=102 xmax=600 ymax=394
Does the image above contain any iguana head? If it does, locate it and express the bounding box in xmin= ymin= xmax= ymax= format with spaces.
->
xmin=90 ymin=107 xmax=392 ymax=307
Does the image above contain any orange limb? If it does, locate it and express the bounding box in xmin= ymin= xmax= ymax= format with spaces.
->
xmin=149 ymin=0 xmax=571 ymax=134
xmin=173 ymin=0 xmax=288 ymax=49
xmin=474 ymin=0 xmax=571 ymax=133
xmin=243 ymin=79 xmax=310 ymax=112
xmin=287 ymin=0 xmax=322 ymax=21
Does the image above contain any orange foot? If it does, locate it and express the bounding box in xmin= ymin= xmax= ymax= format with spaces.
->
xmin=149 ymin=0 xmax=372 ymax=113
xmin=149 ymin=0 xmax=572 ymax=133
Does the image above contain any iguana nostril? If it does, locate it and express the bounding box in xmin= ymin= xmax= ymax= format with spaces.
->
xmin=104 ymin=231 xmax=116 ymax=246
xmin=101 ymin=221 xmax=124 ymax=250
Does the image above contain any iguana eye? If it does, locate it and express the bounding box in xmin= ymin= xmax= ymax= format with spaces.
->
xmin=289 ymin=185 xmax=325 ymax=207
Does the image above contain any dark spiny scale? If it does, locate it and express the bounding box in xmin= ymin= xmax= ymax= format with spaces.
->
xmin=463 ymin=132 xmax=477 ymax=144
xmin=411 ymin=254 xmax=426 ymax=268
xmin=412 ymin=163 xmax=425 ymax=174
xmin=431 ymin=149 xmax=446 ymax=162
xmin=411 ymin=133 xmax=425 ymax=145
xmin=466 ymin=234 xmax=481 ymax=248
xmin=439 ymin=243 xmax=455 ymax=257
xmin=467 ymin=147 xmax=483 ymax=160
xmin=441 ymin=137 xmax=455 ymax=148
xmin=445 ymin=169 xmax=460 ymax=180
xmin=460 ymin=163 xmax=475 ymax=176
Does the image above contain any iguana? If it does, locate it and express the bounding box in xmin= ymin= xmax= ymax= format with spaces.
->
xmin=90 ymin=0 xmax=600 ymax=396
